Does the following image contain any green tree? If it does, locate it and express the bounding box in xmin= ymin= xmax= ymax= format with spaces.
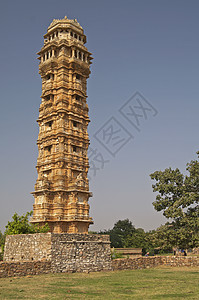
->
xmin=5 ymin=211 xmax=49 ymax=236
xmin=150 ymin=151 xmax=199 ymax=249
xmin=0 ymin=230 xmax=5 ymax=245
xmin=0 ymin=230 xmax=5 ymax=260
xmin=101 ymin=219 xmax=136 ymax=248
xmin=124 ymin=228 xmax=158 ymax=255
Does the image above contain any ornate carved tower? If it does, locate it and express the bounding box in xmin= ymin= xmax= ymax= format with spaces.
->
xmin=31 ymin=17 xmax=93 ymax=233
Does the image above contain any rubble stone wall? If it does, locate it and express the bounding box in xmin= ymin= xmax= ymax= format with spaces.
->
xmin=1 ymin=233 xmax=198 ymax=278
xmin=3 ymin=233 xmax=52 ymax=262
xmin=0 ymin=261 xmax=51 ymax=278
xmin=2 ymin=233 xmax=112 ymax=276
xmin=51 ymin=233 xmax=112 ymax=273
xmin=112 ymin=256 xmax=199 ymax=270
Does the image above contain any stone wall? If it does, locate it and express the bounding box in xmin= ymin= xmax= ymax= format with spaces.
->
xmin=3 ymin=233 xmax=112 ymax=274
xmin=1 ymin=233 xmax=198 ymax=278
xmin=3 ymin=233 xmax=52 ymax=262
xmin=51 ymin=234 xmax=112 ymax=273
xmin=0 ymin=256 xmax=198 ymax=278
xmin=0 ymin=261 xmax=51 ymax=278
xmin=112 ymin=256 xmax=199 ymax=270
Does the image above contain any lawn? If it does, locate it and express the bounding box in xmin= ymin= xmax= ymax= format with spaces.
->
xmin=0 ymin=267 xmax=198 ymax=299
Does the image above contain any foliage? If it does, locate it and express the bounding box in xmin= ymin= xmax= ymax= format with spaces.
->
xmin=4 ymin=211 xmax=49 ymax=236
xmin=0 ymin=230 xmax=5 ymax=261
xmin=99 ymin=219 xmax=158 ymax=254
xmin=100 ymin=219 xmax=136 ymax=248
xmin=124 ymin=228 xmax=158 ymax=255
xmin=111 ymin=248 xmax=124 ymax=259
xmin=0 ymin=230 xmax=5 ymax=246
xmin=150 ymin=151 xmax=199 ymax=249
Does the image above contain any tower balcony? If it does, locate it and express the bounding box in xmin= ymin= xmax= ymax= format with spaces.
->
xmin=34 ymin=179 xmax=51 ymax=191
xmin=67 ymin=183 xmax=89 ymax=191
xmin=39 ymin=55 xmax=58 ymax=68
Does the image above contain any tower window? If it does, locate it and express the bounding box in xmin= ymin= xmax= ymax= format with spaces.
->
xmin=73 ymin=146 xmax=77 ymax=152
xmin=70 ymin=31 xmax=73 ymax=37
xmin=79 ymin=36 xmax=81 ymax=41
xmin=74 ymin=33 xmax=77 ymax=39
xmin=46 ymin=73 xmax=54 ymax=80
xmin=45 ymin=145 xmax=52 ymax=153
xmin=76 ymin=95 xmax=80 ymax=101
xmin=73 ymin=121 xmax=77 ymax=127
xmin=46 ymin=121 xmax=53 ymax=128
xmin=76 ymin=74 xmax=81 ymax=80
xmin=79 ymin=52 xmax=82 ymax=60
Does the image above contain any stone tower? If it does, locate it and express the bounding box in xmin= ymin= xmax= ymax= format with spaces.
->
xmin=31 ymin=17 xmax=93 ymax=234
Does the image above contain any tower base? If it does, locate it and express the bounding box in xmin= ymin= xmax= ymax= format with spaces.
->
xmin=3 ymin=233 xmax=112 ymax=273
xmin=30 ymin=220 xmax=93 ymax=234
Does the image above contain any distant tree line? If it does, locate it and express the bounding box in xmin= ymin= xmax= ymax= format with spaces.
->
xmin=92 ymin=219 xmax=158 ymax=255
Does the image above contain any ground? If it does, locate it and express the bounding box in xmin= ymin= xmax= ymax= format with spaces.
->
xmin=0 ymin=267 xmax=198 ymax=299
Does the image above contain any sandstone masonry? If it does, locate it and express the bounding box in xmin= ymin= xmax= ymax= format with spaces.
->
xmin=32 ymin=17 xmax=93 ymax=234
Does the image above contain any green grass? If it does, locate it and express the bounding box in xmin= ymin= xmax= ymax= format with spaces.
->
xmin=0 ymin=267 xmax=198 ymax=299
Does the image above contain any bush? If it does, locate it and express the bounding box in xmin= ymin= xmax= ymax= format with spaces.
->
xmin=111 ymin=249 xmax=124 ymax=259
xmin=5 ymin=211 xmax=49 ymax=235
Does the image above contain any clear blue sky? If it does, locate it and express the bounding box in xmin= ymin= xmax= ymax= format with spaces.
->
xmin=1 ymin=0 xmax=199 ymax=233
